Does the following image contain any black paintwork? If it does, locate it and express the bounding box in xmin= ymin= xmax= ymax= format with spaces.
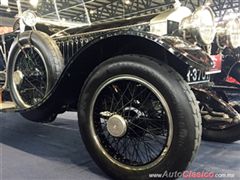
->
xmin=0 ymin=14 xmax=214 ymax=115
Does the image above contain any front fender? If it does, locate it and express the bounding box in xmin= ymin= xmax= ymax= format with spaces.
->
xmin=159 ymin=35 xmax=213 ymax=70
xmin=58 ymin=30 xmax=213 ymax=71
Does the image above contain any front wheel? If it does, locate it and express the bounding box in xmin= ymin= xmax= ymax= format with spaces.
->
xmin=78 ymin=55 xmax=202 ymax=179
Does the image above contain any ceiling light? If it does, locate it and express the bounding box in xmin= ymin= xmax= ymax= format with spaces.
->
xmin=29 ymin=0 xmax=38 ymax=8
xmin=1 ymin=0 xmax=8 ymax=6
xmin=6 ymin=7 xmax=11 ymax=12
xmin=89 ymin=9 xmax=96 ymax=14
xmin=124 ymin=0 xmax=131 ymax=5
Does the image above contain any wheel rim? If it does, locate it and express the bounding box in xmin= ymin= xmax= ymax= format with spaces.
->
xmin=12 ymin=45 xmax=49 ymax=108
xmin=90 ymin=75 xmax=173 ymax=170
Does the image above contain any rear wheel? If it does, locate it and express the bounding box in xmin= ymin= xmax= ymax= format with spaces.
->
xmin=78 ymin=55 xmax=202 ymax=179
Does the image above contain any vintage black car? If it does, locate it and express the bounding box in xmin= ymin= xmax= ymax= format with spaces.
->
xmin=0 ymin=0 xmax=219 ymax=179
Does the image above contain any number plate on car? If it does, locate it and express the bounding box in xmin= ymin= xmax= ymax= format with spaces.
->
xmin=186 ymin=67 xmax=210 ymax=84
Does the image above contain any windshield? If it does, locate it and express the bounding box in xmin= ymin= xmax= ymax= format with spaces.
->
xmin=18 ymin=0 xmax=91 ymax=27
xmin=18 ymin=0 xmax=177 ymax=27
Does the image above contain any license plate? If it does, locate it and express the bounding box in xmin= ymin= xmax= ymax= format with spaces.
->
xmin=186 ymin=67 xmax=210 ymax=84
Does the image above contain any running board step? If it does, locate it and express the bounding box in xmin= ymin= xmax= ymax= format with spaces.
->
xmin=0 ymin=101 xmax=16 ymax=110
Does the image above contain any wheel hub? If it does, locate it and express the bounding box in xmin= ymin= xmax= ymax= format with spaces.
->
xmin=13 ymin=70 xmax=24 ymax=85
xmin=123 ymin=106 xmax=145 ymax=118
xmin=107 ymin=114 xmax=127 ymax=137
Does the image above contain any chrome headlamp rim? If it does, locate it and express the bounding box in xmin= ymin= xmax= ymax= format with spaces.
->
xmin=216 ymin=17 xmax=240 ymax=49
xmin=180 ymin=6 xmax=216 ymax=45
xmin=192 ymin=6 xmax=216 ymax=45
xmin=227 ymin=18 xmax=240 ymax=48
xmin=21 ymin=10 xmax=37 ymax=27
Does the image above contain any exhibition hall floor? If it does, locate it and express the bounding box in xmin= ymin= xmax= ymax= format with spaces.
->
xmin=0 ymin=112 xmax=240 ymax=180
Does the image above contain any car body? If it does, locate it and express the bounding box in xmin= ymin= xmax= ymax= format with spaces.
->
xmin=0 ymin=0 xmax=221 ymax=179
xmin=0 ymin=1 xmax=216 ymax=114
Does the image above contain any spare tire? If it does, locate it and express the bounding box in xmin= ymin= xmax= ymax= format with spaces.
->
xmin=7 ymin=30 xmax=64 ymax=108
xmin=7 ymin=31 xmax=64 ymax=123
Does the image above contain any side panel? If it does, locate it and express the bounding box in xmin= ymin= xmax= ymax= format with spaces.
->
xmin=19 ymin=31 xmax=213 ymax=117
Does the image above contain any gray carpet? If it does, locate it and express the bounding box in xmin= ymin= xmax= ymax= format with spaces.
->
xmin=0 ymin=112 xmax=239 ymax=180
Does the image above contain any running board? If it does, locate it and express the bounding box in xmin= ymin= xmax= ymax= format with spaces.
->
xmin=0 ymin=101 xmax=16 ymax=110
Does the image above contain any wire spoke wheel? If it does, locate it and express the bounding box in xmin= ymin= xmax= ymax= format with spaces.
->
xmin=12 ymin=45 xmax=49 ymax=108
xmin=78 ymin=55 xmax=201 ymax=179
xmin=91 ymin=76 xmax=173 ymax=169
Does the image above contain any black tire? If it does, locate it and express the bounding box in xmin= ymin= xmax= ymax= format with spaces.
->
xmin=7 ymin=30 xmax=64 ymax=109
xmin=20 ymin=112 xmax=57 ymax=123
xmin=230 ymin=62 xmax=240 ymax=82
xmin=78 ymin=55 xmax=202 ymax=180
xmin=203 ymin=124 xmax=240 ymax=143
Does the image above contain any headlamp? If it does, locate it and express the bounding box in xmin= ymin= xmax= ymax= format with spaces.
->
xmin=22 ymin=10 xmax=37 ymax=27
xmin=180 ymin=6 xmax=216 ymax=45
xmin=216 ymin=18 xmax=240 ymax=48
